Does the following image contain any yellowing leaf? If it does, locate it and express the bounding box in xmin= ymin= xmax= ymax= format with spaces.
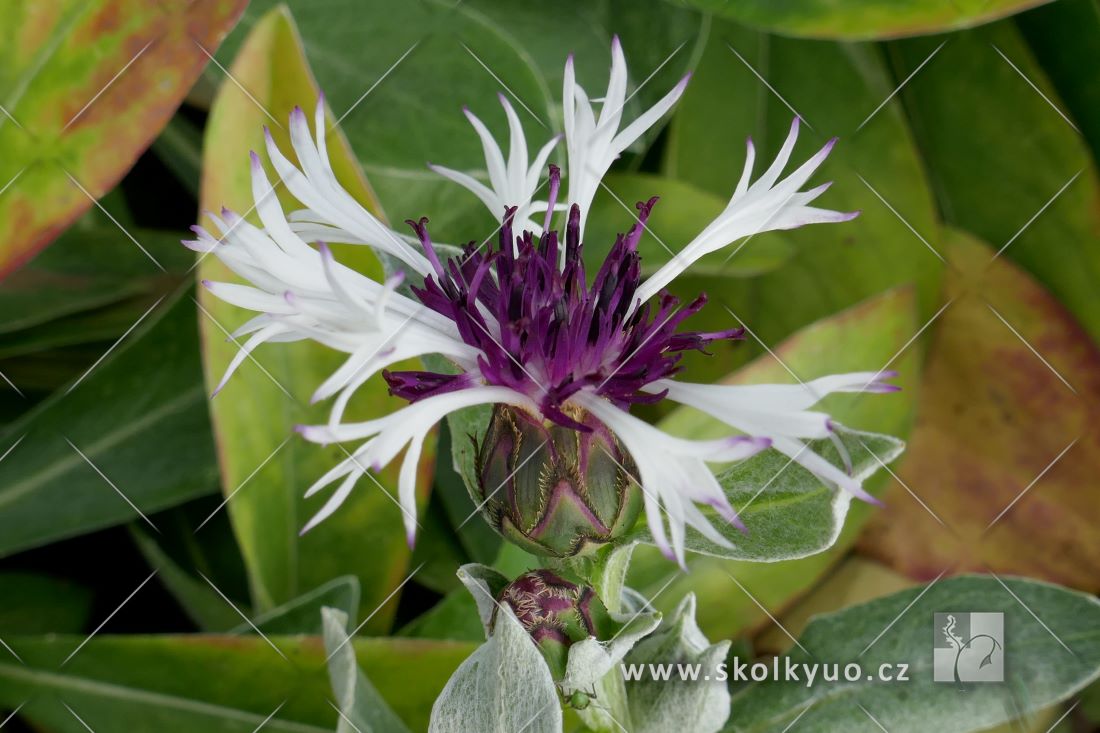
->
xmin=196 ymin=6 xmax=431 ymax=627
xmin=0 ymin=0 xmax=247 ymax=276
xmin=859 ymin=229 xmax=1100 ymax=592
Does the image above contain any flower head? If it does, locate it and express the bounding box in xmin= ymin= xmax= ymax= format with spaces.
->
xmin=191 ymin=39 xmax=895 ymax=567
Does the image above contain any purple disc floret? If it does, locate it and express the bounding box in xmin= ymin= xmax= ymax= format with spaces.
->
xmin=383 ymin=166 xmax=744 ymax=431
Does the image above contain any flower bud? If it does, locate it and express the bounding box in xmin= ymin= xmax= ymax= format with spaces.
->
xmin=494 ymin=569 xmax=612 ymax=679
xmin=475 ymin=405 xmax=642 ymax=557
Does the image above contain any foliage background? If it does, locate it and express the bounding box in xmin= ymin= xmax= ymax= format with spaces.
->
xmin=1 ymin=0 xmax=1099 ymax=730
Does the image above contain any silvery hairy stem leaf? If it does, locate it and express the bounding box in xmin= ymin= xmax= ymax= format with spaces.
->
xmin=622 ymin=594 xmax=731 ymax=733
xmin=321 ymin=607 xmax=411 ymax=733
xmin=428 ymin=600 xmax=563 ymax=733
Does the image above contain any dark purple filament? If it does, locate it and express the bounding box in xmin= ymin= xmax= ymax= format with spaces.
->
xmin=382 ymin=165 xmax=744 ymax=431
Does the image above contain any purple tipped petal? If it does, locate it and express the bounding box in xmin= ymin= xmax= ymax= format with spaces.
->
xmin=868 ymin=383 xmax=903 ymax=394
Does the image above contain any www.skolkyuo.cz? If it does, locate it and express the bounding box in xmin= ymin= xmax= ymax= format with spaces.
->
xmin=621 ymin=658 xmax=911 ymax=687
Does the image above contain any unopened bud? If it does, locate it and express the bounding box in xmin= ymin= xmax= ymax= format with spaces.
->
xmin=495 ymin=569 xmax=611 ymax=679
xmin=475 ymin=405 xmax=642 ymax=557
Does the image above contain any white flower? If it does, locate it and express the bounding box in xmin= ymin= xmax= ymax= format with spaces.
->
xmin=193 ymin=39 xmax=890 ymax=567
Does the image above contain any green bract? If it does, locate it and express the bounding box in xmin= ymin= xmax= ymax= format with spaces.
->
xmin=475 ymin=405 xmax=643 ymax=558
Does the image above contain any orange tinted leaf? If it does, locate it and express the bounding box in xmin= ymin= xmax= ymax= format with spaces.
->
xmin=0 ymin=0 xmax=247 ymax=277
xmin=859 ymin=229 xmax=1100 ymax=591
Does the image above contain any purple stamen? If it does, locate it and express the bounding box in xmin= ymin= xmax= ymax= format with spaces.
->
xmin=543 ymin=164 xmax=561 ymax=233
xmin=385 ymin=179 xmax=745 ymax=429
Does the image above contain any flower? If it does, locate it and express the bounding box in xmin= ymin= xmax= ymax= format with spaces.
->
xmin=189 ymin=37 xmax=897 ymax=567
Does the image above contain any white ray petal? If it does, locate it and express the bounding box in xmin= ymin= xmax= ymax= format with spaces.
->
xmin=301 ymin=472 xmax=359 ymax=535
xmin=649 ymin=375 xmax=897 ymax=501
xmin=428 ymin=164 xmax=500 ymax=213
xmin=211 ymin=323 xmax=287 ymax=397
xmin=635 ymin=119 xmax=856 ymax=303
xmin=433 ymin=99 xmax=559 ymax=228
xmin=577 ymin=393 xmax=768 ymax=566
xmin=398 ymin=433 xmax=428 ymax=546
xmin=563 ymin=41 xmax=689 ymax=237
xmin=298 ymin=386 xmax=537 ymax=535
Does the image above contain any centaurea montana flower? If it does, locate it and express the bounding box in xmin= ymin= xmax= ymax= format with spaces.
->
xmin=187 ymin=38 xmax=898 ymax=567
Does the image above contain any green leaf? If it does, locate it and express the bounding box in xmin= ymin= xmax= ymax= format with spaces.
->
xmin=397 ymin=587 xmax=485 ymax=642
xmin=151 ymin=114 xmax=205 ymax=198
xmin=1081 ymin=680 xmax=1100 ymax=725
xmin=1018 ymin=0 xmax=1100 ymax=167
xmin=408 ymin=492 xmax=470 ymax=594
xmin=888 ymin=20 xmax=1100 ymax=343
xmin=0 ymin=289 xmax=219 ymax=558
xmin=724 ymin=576 xmax=1100 ymax=732
xmin=0 ymin=633 xmax=474 ymax=733
xmin=236 ymin=577 xmax=360 ymax=636
xmin=0 ymin=573 xmax=91 ymax=634
xmin=589 ymin=541 xmax=638 ymax=613
xmin=627 ymin=288 xmax=919 ymax=640
xmin=428 ymin=607 xmax=562 ymax=733
xmin=632 ymin=427 xmax=903 ymax=560
xmin=433 ymin=421 xmax=501 ymax=566
xmin=661 ymin=19 xmax=943 ymax=387
xmin=197 ymin=6 xmax=424 ymax=626
xmin=624 ymin=595 xmax=730 ymax=733
xmin=674 ymin=0 xmax=1055 ymax=40
xmin=323 ymin=608 xmax=412 ymax=733
xmin=0 ymin=0 xmax=247 ymax=277
xmin=586 ymin=173 xmax=796 ymax=278
xmin=130 ymin=525 xmax=244 ymax=632
xmin=0 ymin=225 xmax=189 ymax=336
xmin=209 ymin=0 xmax=705 ymax=244
xmin=0 ymin=294 xmax=168 ymax=361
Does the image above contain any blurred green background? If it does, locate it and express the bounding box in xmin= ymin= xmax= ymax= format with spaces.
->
xmin=1 ymin=0 xmax=1099 ymax=731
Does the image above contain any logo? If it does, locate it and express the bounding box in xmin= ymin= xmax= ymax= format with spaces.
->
xmin=933 ymin=612 xmax=1004 ymax=683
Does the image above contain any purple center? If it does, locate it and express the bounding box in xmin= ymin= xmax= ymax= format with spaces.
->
xmin=383 ymin=165 xmax=744 ymax=431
